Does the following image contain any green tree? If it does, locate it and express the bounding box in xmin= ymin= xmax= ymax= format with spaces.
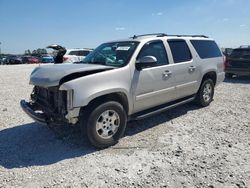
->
xmin=41 ymin=48 xmax=47 ymax=55
xmin=32 ymin=50 xmax=37 ymax=56
xmin=24 ymin=49 xmax=31 ymax=55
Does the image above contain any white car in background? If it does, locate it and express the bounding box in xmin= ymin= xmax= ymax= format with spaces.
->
xmin=47 ymin=45 xmax=94 ymax=64
xmin=63 ymin=48 xmax=93 ymax=63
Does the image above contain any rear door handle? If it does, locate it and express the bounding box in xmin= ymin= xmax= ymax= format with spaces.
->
xmin=189 ymin=66 xmax=196 ymax=72
xmin=162 ymin=70 xmax=172 ymax=78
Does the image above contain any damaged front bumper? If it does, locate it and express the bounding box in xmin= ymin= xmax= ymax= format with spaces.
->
xmin=20 ymin=100 xmax=47 ymax=124
xmin=20 ymin=100 xmax=80 ymax=125
xmin=20 ymin=86 xmax=81 ymax=125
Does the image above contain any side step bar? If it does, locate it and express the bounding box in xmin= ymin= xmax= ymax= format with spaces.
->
xmin=130 ymin=96 xmax=195 ymax=121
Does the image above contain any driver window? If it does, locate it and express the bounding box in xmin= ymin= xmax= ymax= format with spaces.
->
xmin=137 ymin=41 xmax=169 ymax=66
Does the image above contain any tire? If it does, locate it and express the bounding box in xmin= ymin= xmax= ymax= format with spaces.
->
xmin=195 ymin=79 xmax=214 ymax=107
xmin=80 ymin=101 xmax=127 ymax=149
xmin=225 ymin=73 xmax=233 ymax=78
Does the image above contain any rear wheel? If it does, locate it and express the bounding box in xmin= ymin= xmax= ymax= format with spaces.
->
xmin=80 ymin=101 xmax=127 ymax=148
xmin=195 ymin=79 xmax=214 ymax=107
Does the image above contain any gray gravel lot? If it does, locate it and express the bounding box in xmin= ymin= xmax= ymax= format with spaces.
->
xmin=0 ymin=64 xmax=250 ymax=188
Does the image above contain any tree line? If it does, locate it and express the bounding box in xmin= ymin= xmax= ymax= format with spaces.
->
xmin=24 ymin=48 xmax=48 ymax=56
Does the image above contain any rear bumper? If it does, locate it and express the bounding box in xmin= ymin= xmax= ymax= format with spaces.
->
xmin=20 ymin=100 xmax=47 ymax=124
xmin=225 ymin=68 xmax=250 ymax=76
xmin=216 ymin=72 xmax=225 ymax=86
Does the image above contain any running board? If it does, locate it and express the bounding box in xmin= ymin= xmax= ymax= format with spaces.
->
xmin=130 ymin=96 xmax=195 ymax=121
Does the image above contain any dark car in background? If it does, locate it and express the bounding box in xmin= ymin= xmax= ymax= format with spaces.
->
xmin=223 ymin=48 xmax=233 ymax=57
xmin=225 ymin=47 xmax=250 ymax=78
xmin=5 ymin=55 xmax=23 ymax=64
xmin=0 ymin=56 xmax=7 ymax=65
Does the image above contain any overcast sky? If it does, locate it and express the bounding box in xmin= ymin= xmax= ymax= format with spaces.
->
xmin=0 ymin=0 xmax=250 ymax=54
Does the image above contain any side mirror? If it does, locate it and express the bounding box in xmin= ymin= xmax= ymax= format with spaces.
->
xmin=135 ymin=56 xmax=157 ymax=70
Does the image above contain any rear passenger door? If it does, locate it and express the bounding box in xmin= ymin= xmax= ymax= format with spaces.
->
xmin=68 ymin=51 xmax=79 ymax=63
xmin=76 ymin=51 xmax=83 ymax=62
xmin=167 ymin=39 xmax=200 ymax=99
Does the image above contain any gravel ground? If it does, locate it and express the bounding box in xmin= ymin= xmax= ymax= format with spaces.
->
xmin=0 ymin=64 xmax=249 ymax=188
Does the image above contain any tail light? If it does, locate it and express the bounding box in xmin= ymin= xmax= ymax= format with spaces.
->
xmin=63 ymin=57 xmax=69 ymax=62
xmin=223 ymin=56 xmax=226 ymax=71
xmin=223 ymin=56 xmax=230 ymax=70
xmin=225 ymin=60 xmax=230 ymax=67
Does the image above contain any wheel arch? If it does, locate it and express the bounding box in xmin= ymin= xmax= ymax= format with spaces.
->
xmin=81 ymin=92 xmax=130 ymax=116
xmin=201 ymin=71 xmax=217 ymax=85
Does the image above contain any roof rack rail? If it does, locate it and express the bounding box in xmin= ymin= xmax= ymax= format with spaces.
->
xmin=131 ymin=33 xmax=167 ymax=39
xmin=131 ymin=33 xmax=209 ymax=39
xmin=239 ymin=45 xmax=250 ymax=48
xmin=166 ymin=34 xmax=209 ymax=38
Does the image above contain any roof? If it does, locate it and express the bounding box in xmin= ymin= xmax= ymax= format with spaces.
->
xmin=106 ymin=33 xmax=213 ymax=43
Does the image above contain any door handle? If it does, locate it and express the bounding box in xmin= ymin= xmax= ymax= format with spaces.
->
xmin=162 ymin=70 xmax=172 ymax=78
xmin=189 ymin=66 xmax=196 ymax=72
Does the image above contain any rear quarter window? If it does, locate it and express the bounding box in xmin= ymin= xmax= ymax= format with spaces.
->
xmin=191 ymin=40 xmax=222 ymax=59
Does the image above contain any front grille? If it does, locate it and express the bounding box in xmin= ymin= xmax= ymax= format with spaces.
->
xmin=31 ymin=86 xmax=67 ymax=121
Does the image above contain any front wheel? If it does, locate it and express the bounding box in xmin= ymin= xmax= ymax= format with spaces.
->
xmin=195 ymin=79 xmax=214 ymax=107
xmin=81 ymin=101 xmax=127 ymax=149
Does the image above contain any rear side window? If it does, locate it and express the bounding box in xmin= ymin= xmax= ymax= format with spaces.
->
xmin=168 ymin=40 xmax=192 ymax=63
xmin=68 ymin=51 xmax=79 ymax=55
xmin=69 ymin=50 xmax=91 ymax=56
xmin=78 ymin=50 xmax=91 ymax=56
xmin=191 ymin=40 xmax=222 ymax=59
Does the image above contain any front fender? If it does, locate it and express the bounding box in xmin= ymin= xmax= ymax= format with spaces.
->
xmin=76 ymin=88 xmax=130 ymax=108
xmin=59 ymin=67 xmax=133 ymax=113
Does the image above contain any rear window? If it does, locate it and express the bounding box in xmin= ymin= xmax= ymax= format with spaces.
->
xmin=229 ymin=49 xmax=250 ymax=59
xmin=168 ymin=40 xmax=192 ymax=63
xmin=191 ymin=40 xmax=222 ymax=59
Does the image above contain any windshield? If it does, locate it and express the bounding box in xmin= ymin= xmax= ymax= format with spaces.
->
xmin=80 ymin=41 xmax=139 ymax=67
xmin=230 ymin=49 xmax=250 ymax=59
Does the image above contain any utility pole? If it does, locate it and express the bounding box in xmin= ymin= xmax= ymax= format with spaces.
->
xmin=0 ymin=42 xmax=2 ymax=56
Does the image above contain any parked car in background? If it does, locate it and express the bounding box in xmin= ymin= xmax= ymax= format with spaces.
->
xmin=0 ymin=56 xmax=7 ymax=65
xmin=222 ymin=48 xmax=233 ymax=57
xmin=22 ymin=56 xmax=40 ymax=64
xmin=47 ymin=44 xmax=66 ymax=64
xmin=225 ymin=47 xmax=250 ymax=78
xmin=40 ymin=55 xmax=54 ymax=63
xmin=63 ymin=48 xmax=93 ymax=63
xmin=5 ymin=56 xmax=23 ymax=64
xmin=0 ymin=56 xmax=9 ymax=65
xmin=47 ymin=45 xmax=93 ymax=64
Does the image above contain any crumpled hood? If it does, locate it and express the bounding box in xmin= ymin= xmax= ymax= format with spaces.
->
xmin=30 ymin=63 xmax=114 ymax=87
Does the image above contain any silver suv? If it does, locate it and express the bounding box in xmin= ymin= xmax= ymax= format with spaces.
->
xmin=21 ymin=33 xmax=225 ymax=148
